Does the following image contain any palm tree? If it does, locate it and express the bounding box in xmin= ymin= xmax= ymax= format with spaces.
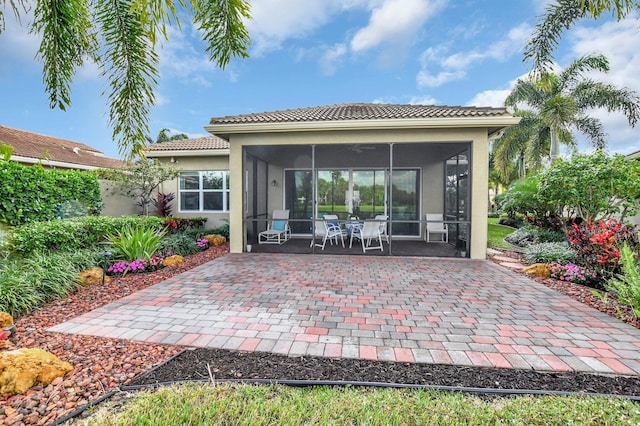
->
xmin=524 ymin=0 xmax=637 ymax=70
xmin=491 ymin=110 xmax=549 ymax=180
xmin=503 ymin=53 xmax=640 ymax=165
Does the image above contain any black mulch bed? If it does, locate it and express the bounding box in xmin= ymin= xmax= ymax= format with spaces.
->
xmin=127 ymin=347 xmax=640 ymax=398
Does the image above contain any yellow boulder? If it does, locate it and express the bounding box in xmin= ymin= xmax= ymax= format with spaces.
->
xmin=0 ymin=348 xmax=73 ymax=395
xmin=78 ymin=267 xmax=111 ymax=286
xmin=522 ymin=263 xmax=551 ymax=278
xmin=163 ymin=255 xmax=184 ymax=267
xmin=0 ymin=312 xmax=13 ymax=328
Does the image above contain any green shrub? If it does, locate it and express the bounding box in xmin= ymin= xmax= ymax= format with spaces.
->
xmin=505 ymin=226 xmax=566 ymax=247
xmin=107 ymin=226 xmax=166 ymax=262
xmin=9 ymin=216 xmax=164 ymax=255
xmin=497 ymin=217 xmax=524 ymax=228
xmin=0 ymin=248 xmax=101 ymax=317
xmin=159 ymin=234 xmax=202 ymax=257
xmin=523 ymin=242 xmax=577 ymax=264
xmin=0 ymin=161 xmax=103 ymax=226
xmin=604 ymin=243 xmax=640 ymax=318
xmin=184 ymin=223 xmax=230 ymax=240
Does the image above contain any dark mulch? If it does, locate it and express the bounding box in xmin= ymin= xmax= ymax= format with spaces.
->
xmin=129 ymin=347 xmax=640 ymax=397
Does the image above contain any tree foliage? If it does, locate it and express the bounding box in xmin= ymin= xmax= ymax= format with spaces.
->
xmin=537 ymin=151 xmax=640 ymax=224
xmin=496 ymin=54 xmax=640 ymax=175
xmin=524 ymin=0 xmax=638 ymax=70
xmin=98 ymin=159 xmax=179 ymax=215
xmin=2 ymin=0 xmax=251 ymax=159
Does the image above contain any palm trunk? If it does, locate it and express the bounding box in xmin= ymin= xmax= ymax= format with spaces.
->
xmin=549 ymin=129 xmax=560 ymax=162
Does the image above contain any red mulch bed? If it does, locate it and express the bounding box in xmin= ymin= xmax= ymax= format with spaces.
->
xmin=487 ymin=250 xmax=640 ymax=330
xmin=0 ymin=244 xmax=229 ymax=426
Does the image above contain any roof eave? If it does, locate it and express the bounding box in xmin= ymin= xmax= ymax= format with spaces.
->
xmin=205 ymin=116 xmax=522 ymax=139
xmin=10 ymin=155 xmax=104 ymax=170
xmin=146 ymin=149 xmax=230 ymax=158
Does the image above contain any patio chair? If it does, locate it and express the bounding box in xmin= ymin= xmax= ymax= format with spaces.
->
xmin=374 ymin=214 xmax=389 ymax=243
xmin=323 ymin=214 xmax=347 ymax=245
xmin=310 ymin=219 xmax=345 ymax=250
xmin=350 ymin=220 xmax=384 ymax=253
xmin=425 ymin=213 xmax=448 ymax=243
xmin=258 ymin=210 xmax=291 ymax=244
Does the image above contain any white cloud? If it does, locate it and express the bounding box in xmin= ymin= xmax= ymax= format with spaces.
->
xmin=409 ymin=95 xmax=437 ymax=105
xmin=417 ymin=23 xmax=531 ymax=88
xmin=319 ymin=43 xmax=348 ymax=75
xmin=466 ymin=89 xmax=511 ymax=108
xmin=246 ymin=0 xmax=355 ymax=56
xmin=350 ymin=0 xmax=446 ymax=52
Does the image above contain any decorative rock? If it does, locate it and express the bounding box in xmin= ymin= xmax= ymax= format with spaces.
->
xmin=203 ymin=234 xmax=227 ymax=246
xmin=0 ymin=312 xmax=13 ymax=328
xmin=78 ymin=267 xmax=111 ymax=286
xmin=522 ymin=263 xmax=551 ymax=278
xmin=0 ymin=348 xmax=73 ymax=395
xmin=162 ymin=255 xmax=184 ymax=267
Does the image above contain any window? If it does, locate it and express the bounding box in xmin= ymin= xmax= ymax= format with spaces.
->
xmin=179 ymin=171 xmax=230 ymax=212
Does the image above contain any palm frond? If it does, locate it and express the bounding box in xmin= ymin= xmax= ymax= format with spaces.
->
xmin=96 ymin=0 xmax=159 ymax=159
xmin=523 ymin=0 xmax=586 ymax=70
xmin=505 ymin=79 xmax=545 ymax=109
xmin=573 ymin=81 xmax=640 ymax=126
xmin=32 ymin=0 xmax=96 ymax=110
xmin=557 ymin=53 xmax=609 ymax=90
xmin=574 ymin=116 xmax=607 ymax=149
xmin=195 ymin=0 xmax=251 ymax=69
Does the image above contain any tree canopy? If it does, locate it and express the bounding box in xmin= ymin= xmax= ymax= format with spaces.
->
xmin=1 ymin=0 xmax=251 ymax=159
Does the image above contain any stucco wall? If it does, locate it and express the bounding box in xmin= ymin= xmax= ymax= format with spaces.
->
xmin=99 ymin=179 xmax=138 ymax=217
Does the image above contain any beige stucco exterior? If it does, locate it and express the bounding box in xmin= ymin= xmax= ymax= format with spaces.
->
xmin=224 ymin=127 xmax=491 ymax=259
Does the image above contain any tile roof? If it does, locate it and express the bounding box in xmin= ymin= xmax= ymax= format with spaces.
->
xmin=209 ymin=103 xmax=512 ymax=124
xmin=146 ymin=135 xmax=229 ymax=152
xmin=0 ymin=124 xmax=126 ymax=169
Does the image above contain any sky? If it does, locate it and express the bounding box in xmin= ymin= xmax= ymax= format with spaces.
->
xmin=1 ymin=0 xmax=639 ymax=159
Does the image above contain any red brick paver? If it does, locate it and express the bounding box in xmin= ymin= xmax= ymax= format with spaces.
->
xmin=49 ymin=253 xmax=640 ymax=376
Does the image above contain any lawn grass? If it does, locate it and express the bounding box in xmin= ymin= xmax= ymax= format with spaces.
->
xmin=87 ymin=383 xmax=640 ymax=425
xmin=488 ymin=217 xmax=517 ymax=250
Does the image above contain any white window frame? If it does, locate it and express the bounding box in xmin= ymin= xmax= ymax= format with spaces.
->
xmin=178 ymin=170 xmax=230 ymax=212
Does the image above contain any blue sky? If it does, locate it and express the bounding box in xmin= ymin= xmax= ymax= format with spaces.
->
xmin=1 ymin=0 xmax=639 ymax=159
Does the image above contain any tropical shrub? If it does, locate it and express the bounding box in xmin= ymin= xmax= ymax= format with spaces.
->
xmin=184 ymin=224 xmax=230 ymax=240
xmin=163 ymin=217 xmax=208 ymax=234
xmin=523 ymin=242 xmax=577 ymax=264
xmin=505 ymin=226 xmax=566 ymax=247
xmin=153 ymin=192 xmax=175 ymax=217
xmin=158 ymin=234 xmax=202 ymax=257
xmin=0 ymin=161 xmax=102 ymax=226
xmin=538 ymin=151 xmax=640 ymax=224
xmin=604 ymin=243 xmax=640 ymax=318
xmin=107 ymin=226 xmax=166 ymax=262
xmin=9 ymin=216 xmax=164 ymax=255
xmin=549 ymin=262 xmax=597 ymax=285
xmin=499 ymin=175 xmax=555 ymax=226
xmin=568 ymin=219 xmax=638 ymax=278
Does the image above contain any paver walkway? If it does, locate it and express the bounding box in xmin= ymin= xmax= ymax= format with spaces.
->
xmin=50 ymin=254 xmax=640 ymax=376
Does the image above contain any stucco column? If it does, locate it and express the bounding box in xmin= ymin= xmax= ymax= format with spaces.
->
xmin=470 ymin=133 xmax=489 ymax=259
xmin=229 ymin=140 xmax=244 ymax=253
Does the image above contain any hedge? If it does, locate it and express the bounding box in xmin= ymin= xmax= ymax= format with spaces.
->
xmin=9 ymin=216 xmax=164 ymax=255
xmin=0 ymin=161 xmax=103 ymax=226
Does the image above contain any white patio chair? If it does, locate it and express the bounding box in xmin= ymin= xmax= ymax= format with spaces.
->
xmin=310 ymin=219 xmax=345 ymax=250
xmin=425 ymin=213 xmax=448 ymax=243
xmin=374 ymin=214 xmax=389 ymax=243
xmin=258 ymin=209 xmax=291 ymax=244
xmin=323 ymin=214 xmax=347 ymax=245
xmin=351 ymin=220 xmax=384 ymax=253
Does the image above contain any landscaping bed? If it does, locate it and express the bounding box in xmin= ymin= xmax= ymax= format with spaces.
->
xmin=2 ymin=245 xmax=640 ymax=425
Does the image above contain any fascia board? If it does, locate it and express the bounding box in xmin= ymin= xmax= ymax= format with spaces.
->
xmin=146 ymin=149 xmax=230 ymax=157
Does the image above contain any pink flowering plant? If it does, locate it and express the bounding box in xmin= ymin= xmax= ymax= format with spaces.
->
xmin=196 ymin=238 xmax=209 ymax=248
xmin=107 ymin=253 xmax=166 ymax=276
xmin=549 ymin=262 xmax=597 ymax=285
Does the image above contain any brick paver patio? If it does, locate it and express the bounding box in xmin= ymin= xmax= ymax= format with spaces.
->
xmin=49 ymin=253 xmax=640 ymax=376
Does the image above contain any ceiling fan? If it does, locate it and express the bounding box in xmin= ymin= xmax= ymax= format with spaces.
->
xmin=343 ymin=144 xmax=376 ymax=153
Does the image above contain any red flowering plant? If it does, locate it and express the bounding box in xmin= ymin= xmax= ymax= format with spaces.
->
xmin=567 ymin=218 xmax=638 ymax=280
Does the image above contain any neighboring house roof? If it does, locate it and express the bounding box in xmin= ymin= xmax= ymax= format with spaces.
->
xmin=0 ymin=124 xmax=126 ymax=170
xmin=206 ymin=103 xmax=519 ymax=139
xmin=626 ymin=149 xmax=640 ymax=160
xmin=146 ymin=135 xmax=230 ymax=158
